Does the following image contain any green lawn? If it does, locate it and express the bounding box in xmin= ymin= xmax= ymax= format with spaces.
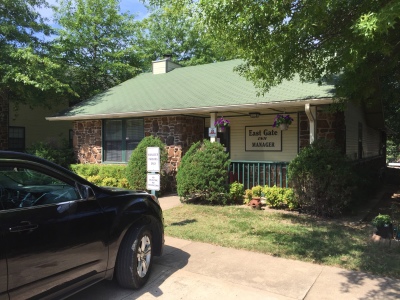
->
xmin=163 ymin=204 xmax=400 ymax=279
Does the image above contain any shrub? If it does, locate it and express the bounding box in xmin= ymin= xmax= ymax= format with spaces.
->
xmin=27 ymin=139 xmax=75 ymax=169
xmin=86 ymin=175 xmax=102 ymax=185
xmin=70 ymin=164 xmax=102 ymax=178
xmin=288 ymin=139 xmax=356 ymax=217
xmin=372 ymin=214 xmax=392 ymax=227
xmin=71 ymin=164 xmax=131 ymax=188
xmin=126 ymin=136 xmax=168 ymax=193
xmin=244 ymin=189 xmax=252 ymax=204
xmin=176 ymin=140 xmax=230 ymax=204
xmin=282 ymin=188 xmax=298 ymax=210
xmin=251 ymin=185 xmax=263 ymax=198
xmin=263 ymin=185 xmax=285 ymax=208
xmin=229 ymin=182 xmax=244 ymax=204
xmin=101 ymin=177 xmax=118 ymax=187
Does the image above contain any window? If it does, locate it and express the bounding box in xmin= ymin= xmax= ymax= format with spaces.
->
xmin=103 ymin=119 xmax=144 ymax=162
xmin=8 ymin=127 xmax=25 ymax=151
xmin=0 ymin=166 xmax=79 ymax=210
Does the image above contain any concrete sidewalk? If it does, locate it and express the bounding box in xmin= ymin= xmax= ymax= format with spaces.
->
xmin=68 ymin=195 xmax=400 ymax=300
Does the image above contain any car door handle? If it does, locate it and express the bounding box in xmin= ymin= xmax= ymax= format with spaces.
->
xmin=9 ymin=221 xmax=38 ymax=233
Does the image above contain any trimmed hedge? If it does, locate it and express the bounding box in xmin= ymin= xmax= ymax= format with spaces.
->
xmin=70 ymin=164 xmax=131 ymax=189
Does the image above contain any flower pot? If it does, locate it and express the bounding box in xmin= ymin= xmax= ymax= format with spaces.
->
xmin=249 ymin=197 xmax=261 ymax=210
xmin=279 ymin=124 xmax=289 ymax=130
xmin=217 ymin=126 xmax=226 ymax=133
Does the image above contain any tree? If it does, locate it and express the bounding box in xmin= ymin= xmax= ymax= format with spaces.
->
xmin=0 ymin=0 xmax=73 ymax=107
xmin=52 ymin=0 xmax=143 ymax=103
xmin=196 ymin=1 xmax=400 ymax=98
xmin=136 ymin=1 xmax=236 ymax=70
xmin=194 ymin=0 xmax=400 ymax=147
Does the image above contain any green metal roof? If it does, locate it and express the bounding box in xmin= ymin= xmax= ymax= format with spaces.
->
xmin=48 ymin=59 xmax=335 ymax=120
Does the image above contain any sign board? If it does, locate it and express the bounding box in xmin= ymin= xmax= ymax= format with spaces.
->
xmin=147 ymin=173 xmax=160 ymax=191
xmin=245 ymin=126 xmax=282 ymax=151
xmin=146 ymin=147 xmax=160 ymax=172
xmin=208 ymin=127 xmax=217 ymax=138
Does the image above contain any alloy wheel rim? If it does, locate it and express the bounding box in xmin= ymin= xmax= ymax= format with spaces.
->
xmin=136 ymin=235 xmax=151 ymax=278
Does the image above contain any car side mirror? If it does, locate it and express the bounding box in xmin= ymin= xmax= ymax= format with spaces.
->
xmin=76 ymin=183 xmax=96 ymax=200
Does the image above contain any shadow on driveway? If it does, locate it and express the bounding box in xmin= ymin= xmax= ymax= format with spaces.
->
xmin=66 ymin=244 xmax=190 ymax=300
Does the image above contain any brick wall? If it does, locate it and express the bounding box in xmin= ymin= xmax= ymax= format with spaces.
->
xmin=299 ymin=109 xmax=345 ymax=153
xmin=144 ymin=116 xmax=204 ymax=190
xmin=73 ymin=116 xmax=204 ymax=190
xmin=73 ymin=120 xmax=102 ymax=164
xmin=0 ymin=95 xmax=9 ymax=150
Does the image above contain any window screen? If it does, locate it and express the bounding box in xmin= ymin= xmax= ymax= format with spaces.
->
xmin=103 ymin=119 xmax=144 ymax=162
xmin=8 ymin=127 xmax=25 ymax=151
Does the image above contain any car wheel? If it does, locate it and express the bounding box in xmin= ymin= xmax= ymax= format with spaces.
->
xmin=116 ymin=226 xmax=153 ymax=289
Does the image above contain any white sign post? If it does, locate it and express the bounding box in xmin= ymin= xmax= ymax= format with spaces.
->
xmin=146 ymin=147 xmax=160 ymax=194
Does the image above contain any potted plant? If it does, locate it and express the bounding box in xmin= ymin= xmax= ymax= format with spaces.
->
xmin=248 ymin=185 xmax=263 ymax=209
xmin=214 ymin=117 xmax=230 ymax=132
xmin=372 ymin=214 xmax=393 ymax=238
xmin=272 ymin=114 xmax=294 ymax=130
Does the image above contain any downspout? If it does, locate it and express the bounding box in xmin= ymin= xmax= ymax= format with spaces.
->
xmin=305 ymin=104 xmax=317 ymax=144
xmin=210 ymin=112 xmax=216 ymax=143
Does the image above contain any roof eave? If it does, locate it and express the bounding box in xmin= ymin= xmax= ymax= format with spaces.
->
xmin=46 ymin=97 xmax=334 ymax=121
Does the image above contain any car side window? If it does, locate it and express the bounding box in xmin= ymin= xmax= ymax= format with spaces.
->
xmin=0 ymin=166 xmax=80 ymax=210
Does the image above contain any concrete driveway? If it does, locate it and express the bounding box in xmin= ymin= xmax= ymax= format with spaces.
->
xmin=67 ymin=195 xmax=400 ymax=300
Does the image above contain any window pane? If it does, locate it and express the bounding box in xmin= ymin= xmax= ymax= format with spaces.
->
xmin=103 ymin=119 xmax=144 ymax=162
xmin=104 ymin=120 xmax=122 ymax=162
xmin=8 ymin=127 xmax=25 ymax=151
xmin=126 ymin=119 xmax=144 ymax=160
xmin=0 ymin=167 xmax=79 ymax=210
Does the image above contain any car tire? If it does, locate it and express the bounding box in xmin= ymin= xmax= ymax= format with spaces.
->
xmin=115 ymin=226 xmax=153 ymax=289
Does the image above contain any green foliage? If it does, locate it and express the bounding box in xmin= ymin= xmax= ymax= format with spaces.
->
xmin=251 ymin=185 xmax=263 ymax=198
xmin=53 ymin=0 xmax=142 ymax=103
xmin=101 ymin=177 xmax=118 ymax=187
xmin=70 ymin=164 xmax=102 ymax=177
xmin=71 ymin=164 xmax=130 ymax=188
xmin=136 ymin=1 xmax=235 ymax=71
xmin=176 ymin=140 xmax=230 ymax=204
xmin=282 ymin=188 xmax=299 ymax=211
xmin=387 ymin=140 xmax=400 ymax=163
xmin=126 ymin=135 xmax=168 ymax=192
xmin=263 ymin=185 xmax=285 ymax=208
xmin=197 ymin=0 xmax=400 ymax=137
xmin=27 ymin=139 xmax=75 ymax=169
xmin=86 ymin=175 xmax=102 ymax=186
xmin=288 ymin=139 xmax=356 ymax=217
xmin=0 ymin=0 xmax=74 ymax=108
xmin=244 ymin=189 xmax=252 ymax=204
xmin=229 ymin=182 xmax=244 ymax=204
xmin=372 ymin=214 xmax=392 ymax=227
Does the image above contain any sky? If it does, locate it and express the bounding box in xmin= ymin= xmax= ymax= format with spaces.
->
xmin=39 ymin=0 xmax=149 ymax=25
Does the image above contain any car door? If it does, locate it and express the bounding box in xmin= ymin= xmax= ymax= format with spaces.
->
xmin=0 ymin=163 xmax=108 ymax=299
xmin=0 ymin=240 xmax=8 ymax=300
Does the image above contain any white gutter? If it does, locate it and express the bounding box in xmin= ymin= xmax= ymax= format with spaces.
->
xmin=305 ymin=103 xmax=317 ymax=144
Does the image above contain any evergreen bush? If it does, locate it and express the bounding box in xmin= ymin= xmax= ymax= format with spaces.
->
xmin=288 ymin=139 xmax=356 ymax=217
xmin=176 ymin=140 xmax=230 ymax=204
xmin=126 ymin=136 xmax=168 ymax=193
